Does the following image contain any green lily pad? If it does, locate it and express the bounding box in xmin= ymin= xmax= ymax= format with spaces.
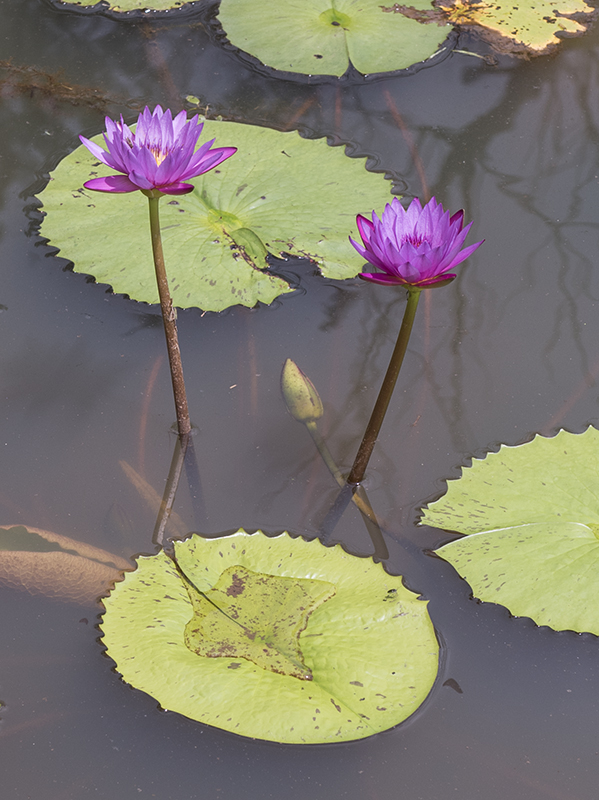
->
xmin=421 ymin=428 xmax=599 ymax=634
xmin=37 ymin=118 xmax=395 ymax=312
xmin=218 ymin=0 xmax=451 ymax=77
xmin=101 ymin=530 xmax=439 ymax=743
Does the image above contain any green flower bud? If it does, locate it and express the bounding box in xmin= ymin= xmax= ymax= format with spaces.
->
xmin=281 ymin=359 xmax=324 ymax=424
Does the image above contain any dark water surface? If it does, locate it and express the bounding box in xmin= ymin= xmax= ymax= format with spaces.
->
xmin=2 ymin=1 xmax=599 ymax=797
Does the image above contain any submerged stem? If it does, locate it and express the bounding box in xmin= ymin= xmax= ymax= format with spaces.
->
xmin=347 ymin=287 xmax=422 ymax=485
xmin=147 ymin=193 xmax=191 ymax=438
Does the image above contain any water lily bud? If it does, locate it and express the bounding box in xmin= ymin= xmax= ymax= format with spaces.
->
xmin=281 ymin=359 xmax=323 ymax=424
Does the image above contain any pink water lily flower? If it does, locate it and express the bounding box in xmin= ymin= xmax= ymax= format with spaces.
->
xmin=79 ymin=105 xmax=236 ymax=196
xmin=350 ymin=196 xmax=483 ymax=288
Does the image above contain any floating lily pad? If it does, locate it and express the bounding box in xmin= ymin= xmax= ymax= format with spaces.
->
xmin=395 ymin=0 xmax=596 ymax=57
xmin=421 ymin=428 xmax=599 ymax=634
xmin=51 ymin=0 xmax=190 ymax=11
xmin=101 ymin=530 xmax=439 ymax=743
xmin=38 ymin=119 xmax=394 ymax=312
xmin=218 ymin=0 xmax=451 ymax=77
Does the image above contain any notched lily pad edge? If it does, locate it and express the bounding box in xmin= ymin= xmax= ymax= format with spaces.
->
xmin=414 ymin=425 xmax=594 ymax=529
xmin=207 ymin=15 xmax=458 ymax=83
xmin=435 ymin=555 xmax=599 ymax=641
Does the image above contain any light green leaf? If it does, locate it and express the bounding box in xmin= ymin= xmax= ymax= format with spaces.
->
xmin=101 ymin=530 xmax=439 ymax=743
xmin=37 ymin=119 xmax=395 ymax=312
xmin=422 ymin=428 xmax=599 ymax=634
xmin=218 ymin=0 xmax=451 ymax=77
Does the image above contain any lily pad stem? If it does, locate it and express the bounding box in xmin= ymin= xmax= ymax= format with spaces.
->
xmin=306 ymin=420 xmax=380 ymax=525
xmin=347 ymin=287 xmax=422 ymax=485
xmin=147 ymin=192 xmax=191 ymax=438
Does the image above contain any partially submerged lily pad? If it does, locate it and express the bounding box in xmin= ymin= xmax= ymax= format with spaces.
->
xmin=0 ymin=525 xmax=131 ymax=605
xmin=101 ymin=530 xmax=439 ymax=743
xmin=38 ymin=118 xmax=395 ymax=312
xmin=421 ymin=428 xmax=599 ymax=634
xmin=218 ymin=0 xmax=451 ymax=77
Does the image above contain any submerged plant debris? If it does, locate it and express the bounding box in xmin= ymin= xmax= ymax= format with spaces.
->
xmin=0 ymin=60 xmax=131 ymax=111
xmin=0 ymin=525 xmax=131 ymax=605
xmin=101 ymin=530 xmax=439 ymax=743
xmin=421 ymin=427 xmax=599 ymax=635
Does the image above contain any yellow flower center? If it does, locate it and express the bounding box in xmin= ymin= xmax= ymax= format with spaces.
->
xmin=150 ymin=146 xmax=167 ymax=166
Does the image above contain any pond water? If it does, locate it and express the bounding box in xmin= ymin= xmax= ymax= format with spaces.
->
xmin=2 ymin=0 xmax=599 ymax=797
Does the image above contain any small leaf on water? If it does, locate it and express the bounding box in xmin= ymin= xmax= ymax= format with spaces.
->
xmin=183 ymin=565 xmax=335 ymax=680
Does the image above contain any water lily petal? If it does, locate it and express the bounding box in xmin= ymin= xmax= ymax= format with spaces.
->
xmin=83 ymin=175 xmax=139 ymax=193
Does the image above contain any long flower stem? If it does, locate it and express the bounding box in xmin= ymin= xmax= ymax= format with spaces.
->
xmin=347 ymin=287 xmax=422 ymax=485
xmin=147 ymin=193 xmax=192 ymax=437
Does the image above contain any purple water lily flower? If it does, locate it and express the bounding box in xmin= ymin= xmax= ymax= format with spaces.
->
xmin=79 ymin=105 xmax=236 ymax=196
xmin=350 ymin=196 xmax=484 ymax=288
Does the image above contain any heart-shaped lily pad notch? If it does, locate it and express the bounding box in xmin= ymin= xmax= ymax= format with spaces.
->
xmin=101 ymin=530 xmax=439 ymax=743
xmin=37 ymin=119 xmax=395 ymax=313
xmin=421 ymin=427 xmax=599 ymax=634
xmin=218 ymin=0 xmax=451 ymax=77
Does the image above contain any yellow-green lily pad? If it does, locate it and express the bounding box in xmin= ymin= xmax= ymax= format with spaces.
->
xmin=421 ymin=428 xmax=599 ymax=634
xmin=101 ymin=530 xmax=440 ymax=743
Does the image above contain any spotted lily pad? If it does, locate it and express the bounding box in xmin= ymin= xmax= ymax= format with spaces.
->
xmin=101 ymin=530 xmax=439 ymax=743
xmin=421 ymin=428 xmax=599 ymax=634
xmin=395 ymin=0 xmax=596 ymax=57
xmin=218 ymin=0 xmax=451 ymax=77
xmin=37 ymin=118 xmax=394 ymax=312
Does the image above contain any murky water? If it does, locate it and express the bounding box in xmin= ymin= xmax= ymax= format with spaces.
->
xmin=2 ymin=1 xmax=599 ymax=797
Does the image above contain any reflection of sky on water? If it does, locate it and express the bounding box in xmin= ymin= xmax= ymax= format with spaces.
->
xmin=1 ymin=0 xmax=599 ymax=797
